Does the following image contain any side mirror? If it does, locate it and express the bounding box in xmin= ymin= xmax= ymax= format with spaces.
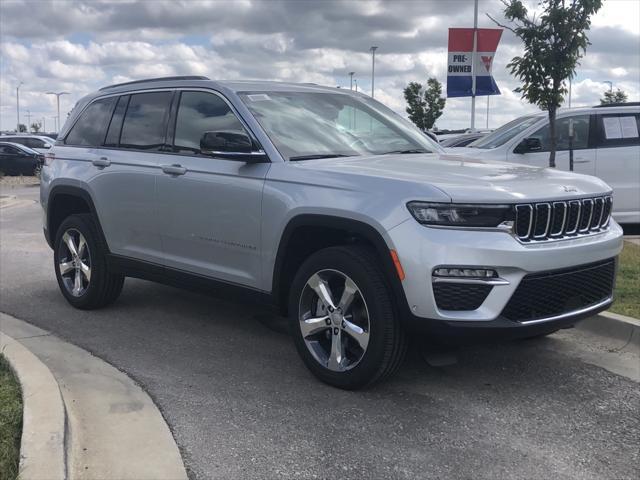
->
xmin=514 ymin=137 xmax=542 ymax=154
xmin=200 ymin=130 xmax=268 ymax=163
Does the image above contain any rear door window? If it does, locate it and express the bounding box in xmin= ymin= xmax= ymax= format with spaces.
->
xmin=120 ymin=91 xmax=172 ymax=150
xmin=594 ymin=114 xmax=640 ymax=148
xmin=65 ymin=97 xmax=117 ymax=146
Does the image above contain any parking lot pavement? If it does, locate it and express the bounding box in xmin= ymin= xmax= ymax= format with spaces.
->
xmin=1 ymin=188 xmax=639 ymax=480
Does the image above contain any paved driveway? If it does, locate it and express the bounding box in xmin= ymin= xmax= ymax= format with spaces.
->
xmin=1 ymin=185 xmax=638 ymax=480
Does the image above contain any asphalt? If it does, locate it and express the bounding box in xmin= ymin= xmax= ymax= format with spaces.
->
xmin=1 ymin=184 xmax=639 ymax=480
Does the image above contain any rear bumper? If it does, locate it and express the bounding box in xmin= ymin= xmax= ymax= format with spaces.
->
xmin=403 ymin=297 xmax=612 ymax=343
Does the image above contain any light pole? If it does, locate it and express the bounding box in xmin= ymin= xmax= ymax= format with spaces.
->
xmin=602 ymin=80 xmax=613 ymax=93
xmin=370 ymin=46 xmax=378 ymax=98
xmin=348 ymin=71 xmax=355 ymax=90
xmin=16 ymin=81 xmax=23 ymax=132
xmin=46 ymin=91 xmax=70 ymax=133
xmin=25 ymin=110 xmax=32 ymax=132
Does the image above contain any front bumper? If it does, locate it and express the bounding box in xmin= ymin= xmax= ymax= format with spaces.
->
xmin=388 ymin=217 xmax=624 ymax=328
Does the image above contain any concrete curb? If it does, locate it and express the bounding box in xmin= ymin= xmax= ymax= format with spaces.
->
xmin=0 ymin=331 xmax=66 ymax=480
xmin=1 ymin=313 xmax=188 ymax=480
xmin=576 ymin=311 xmax=640 ymax=350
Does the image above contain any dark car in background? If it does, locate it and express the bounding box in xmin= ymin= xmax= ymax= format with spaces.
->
xmin=0 ymin=135 xmax=56 ymax=153
xmin=0 ymin=142 xmax=44 ymax=176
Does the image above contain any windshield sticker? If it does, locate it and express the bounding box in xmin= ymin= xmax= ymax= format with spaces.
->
xmin=248 ymin=94 xmax=271 ymax=102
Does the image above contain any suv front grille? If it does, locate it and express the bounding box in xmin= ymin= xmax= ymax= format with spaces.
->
xmin=502 ymin=259 xmax=615 ymax=322
xmin=515 ymin=196 xmax=612 ymax=242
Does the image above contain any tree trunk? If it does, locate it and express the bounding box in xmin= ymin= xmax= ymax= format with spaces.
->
xmin=548 ymin=108 xmax=557 ymax=168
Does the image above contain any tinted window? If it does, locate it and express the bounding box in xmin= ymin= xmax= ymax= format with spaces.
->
xmin=65 ymin=97 xmax=117 ymax=146
xmin=3 ymin=137 xmax=25 ymax=146
xmin=595 ymin=114 xmax=640 ymax=148
xmin=173 ymin=91 xmax=247 ymax=153
xmin=529 ymin=115 xmax=591 ymax=151
xmin=120 ymin=92 xmax=172 ymax=149
xmin=105 ymin=95 xmax=129 ymax=147
xmin=25 ymin=138 xmax=44 ymax=148
xmin=0 ymin=145 xmax=18 ymax=154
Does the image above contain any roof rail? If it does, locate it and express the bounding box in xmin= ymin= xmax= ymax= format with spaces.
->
xmin=593 ymin=102 xmax=640 ymax=108
xmin=99 ymin=76 xmax=210 ymax=91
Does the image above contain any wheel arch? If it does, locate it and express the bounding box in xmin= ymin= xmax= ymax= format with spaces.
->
xmin=46 ymin=185 xmax=108 ymax=251
xmin=271 ymin=214 xmax=409 ymax=317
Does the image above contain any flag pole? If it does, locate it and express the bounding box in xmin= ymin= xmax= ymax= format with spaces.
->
xmin=470 ymin=0 xmax=478 ymax=132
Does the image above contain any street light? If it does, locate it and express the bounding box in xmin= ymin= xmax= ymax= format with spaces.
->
xmin=370 ymin=46 xmax=378 ymax=98
xmin=602 ymin=80 xmax=613 ymax=93
xmin=348 ymin=71 xmax=355 ymax=90
xmin=46 ymin=91 xmax=70 ymax=133
xmin=16 ymin=81 xmax=23 ymax=132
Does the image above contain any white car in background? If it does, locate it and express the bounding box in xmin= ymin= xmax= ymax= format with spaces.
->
xmin=0 ymin=134 xmax=56 ymax=154
xmin=448 ymin=104 xmax=640 ymax=224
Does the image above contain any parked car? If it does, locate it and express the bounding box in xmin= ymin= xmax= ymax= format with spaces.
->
xmin=0 ymin=134 xmax=56 ymax=153
xmin=0 ymin=142 xmax=44 ymax=176
xmin=448 ymin=105 xmax=640 ymax=224
xmin=40 ymin=76 xmax=623 ymax=389
xmin=440 ymin=132 xmax=487 ymax=148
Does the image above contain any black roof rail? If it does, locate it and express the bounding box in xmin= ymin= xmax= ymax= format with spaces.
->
xmin=593 ymin=102 xmax=640 ymax=108
xmin=99 ymin=76 xmax=210 ymax=91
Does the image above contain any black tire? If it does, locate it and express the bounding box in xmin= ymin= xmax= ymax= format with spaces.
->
xmin=53 ymin=213 xmax=124 ymax=309
xmin=288 ymin=246 xmax=407 ymax=389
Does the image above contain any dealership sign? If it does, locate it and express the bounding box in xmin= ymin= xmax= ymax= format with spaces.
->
xmin=447 ymin=28 xmax=502 ymax=98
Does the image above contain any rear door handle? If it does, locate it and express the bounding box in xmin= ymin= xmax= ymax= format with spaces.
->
xmin=161 ymin=164 xmax=187 ymax=176
xmin=574 ymin=160 xmax=591 ymax=164
xmin=92 ymin=157 xmax=110 ymax=168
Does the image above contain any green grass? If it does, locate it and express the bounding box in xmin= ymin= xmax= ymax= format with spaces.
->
xmin=610 ymin=241 xmax=640 ymax=319
xmin=0 ymin=355 xmax=22 ymax=480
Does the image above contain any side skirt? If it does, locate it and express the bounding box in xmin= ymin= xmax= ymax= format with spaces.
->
xmin=106 ymin=254 xmax=275 ymax=307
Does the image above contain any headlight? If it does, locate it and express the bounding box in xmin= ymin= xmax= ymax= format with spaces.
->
xmin=407 ymin=202 xmax=514 ymax=228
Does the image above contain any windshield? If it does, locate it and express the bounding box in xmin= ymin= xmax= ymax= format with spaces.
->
xmin=468 ymin=115 xmax=541 ymax=149
xmin=239 ymin=91 xmax=442 ymax=161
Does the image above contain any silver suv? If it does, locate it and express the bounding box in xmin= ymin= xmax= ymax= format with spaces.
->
xmin=40 ymin=76 xmax=623 ymax=389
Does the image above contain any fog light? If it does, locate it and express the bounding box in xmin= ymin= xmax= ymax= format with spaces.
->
xmin=433 ymin=267 xmax=498 ymax=278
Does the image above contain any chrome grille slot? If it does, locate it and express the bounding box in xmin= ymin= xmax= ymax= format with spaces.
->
xmin=533 ymin=203 xmax=551 ymax=238
xmin=579 ymin=199 xmax=594 ymax=232
xmin=514 ymin=196 xmax=612 ymax=242
xmin=550 ymin=202 xmax=567 ymax=237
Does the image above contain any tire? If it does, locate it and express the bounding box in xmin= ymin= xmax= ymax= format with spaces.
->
xmin=288 ymin=246 xmax=407 ymax=389
xmin=53 ymin=213 xmax=124 ymax=309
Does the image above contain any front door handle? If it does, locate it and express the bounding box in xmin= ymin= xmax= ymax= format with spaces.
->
xmin=92 ymin=157 xmax=110 ymax=168
xmin=161 ymin=164 xmax=187 ymax=176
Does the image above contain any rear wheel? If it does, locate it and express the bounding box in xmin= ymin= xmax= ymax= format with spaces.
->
xmin=54 ymin=214 xmax=124 ymax=309
xmin=289 ymin=246 xmax=407 ymax=389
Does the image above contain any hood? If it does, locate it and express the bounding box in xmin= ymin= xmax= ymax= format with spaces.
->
xmin=293 ymin=153 xmax=611 ymax=203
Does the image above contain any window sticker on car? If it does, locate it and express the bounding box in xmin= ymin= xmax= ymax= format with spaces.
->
xmin=620 ymin=116 xmax=639 ymax=138
xmin=603 ymin=117 xmax=623 ymax=139
xmin=247 ymin=94 xmax=271 ymax=102
xmin=603 ymin=116 xmax=639 ymax=140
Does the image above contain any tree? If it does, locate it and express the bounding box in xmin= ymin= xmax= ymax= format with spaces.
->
xmin=403 ymin=78 xmax=446 ymax=131
xmin=600 ymin=88 xmax=628 ymax=105
xmin=489 ymin=0 xmax=602 ymax=168
xmin=18 ymin=124 xmax=27 ymax=133
xmin=31 ymin=122 xmax=41 ymax=133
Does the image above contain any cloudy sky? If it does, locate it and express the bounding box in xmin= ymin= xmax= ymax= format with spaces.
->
xmin=1 ymin=0 xmax=639 ymax=133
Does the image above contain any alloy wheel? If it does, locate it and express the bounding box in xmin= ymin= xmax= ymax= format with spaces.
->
xmin=58 ymin=229 xmax=92 ymax=297
xmin=298 ymin=269 xmax=370 ymax=372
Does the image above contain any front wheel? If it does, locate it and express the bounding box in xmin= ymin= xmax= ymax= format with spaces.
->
xmin=53 ymin=214 xmax=124 ymax=309
xmin=289 ymin=246 xmax=407 ymax=389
